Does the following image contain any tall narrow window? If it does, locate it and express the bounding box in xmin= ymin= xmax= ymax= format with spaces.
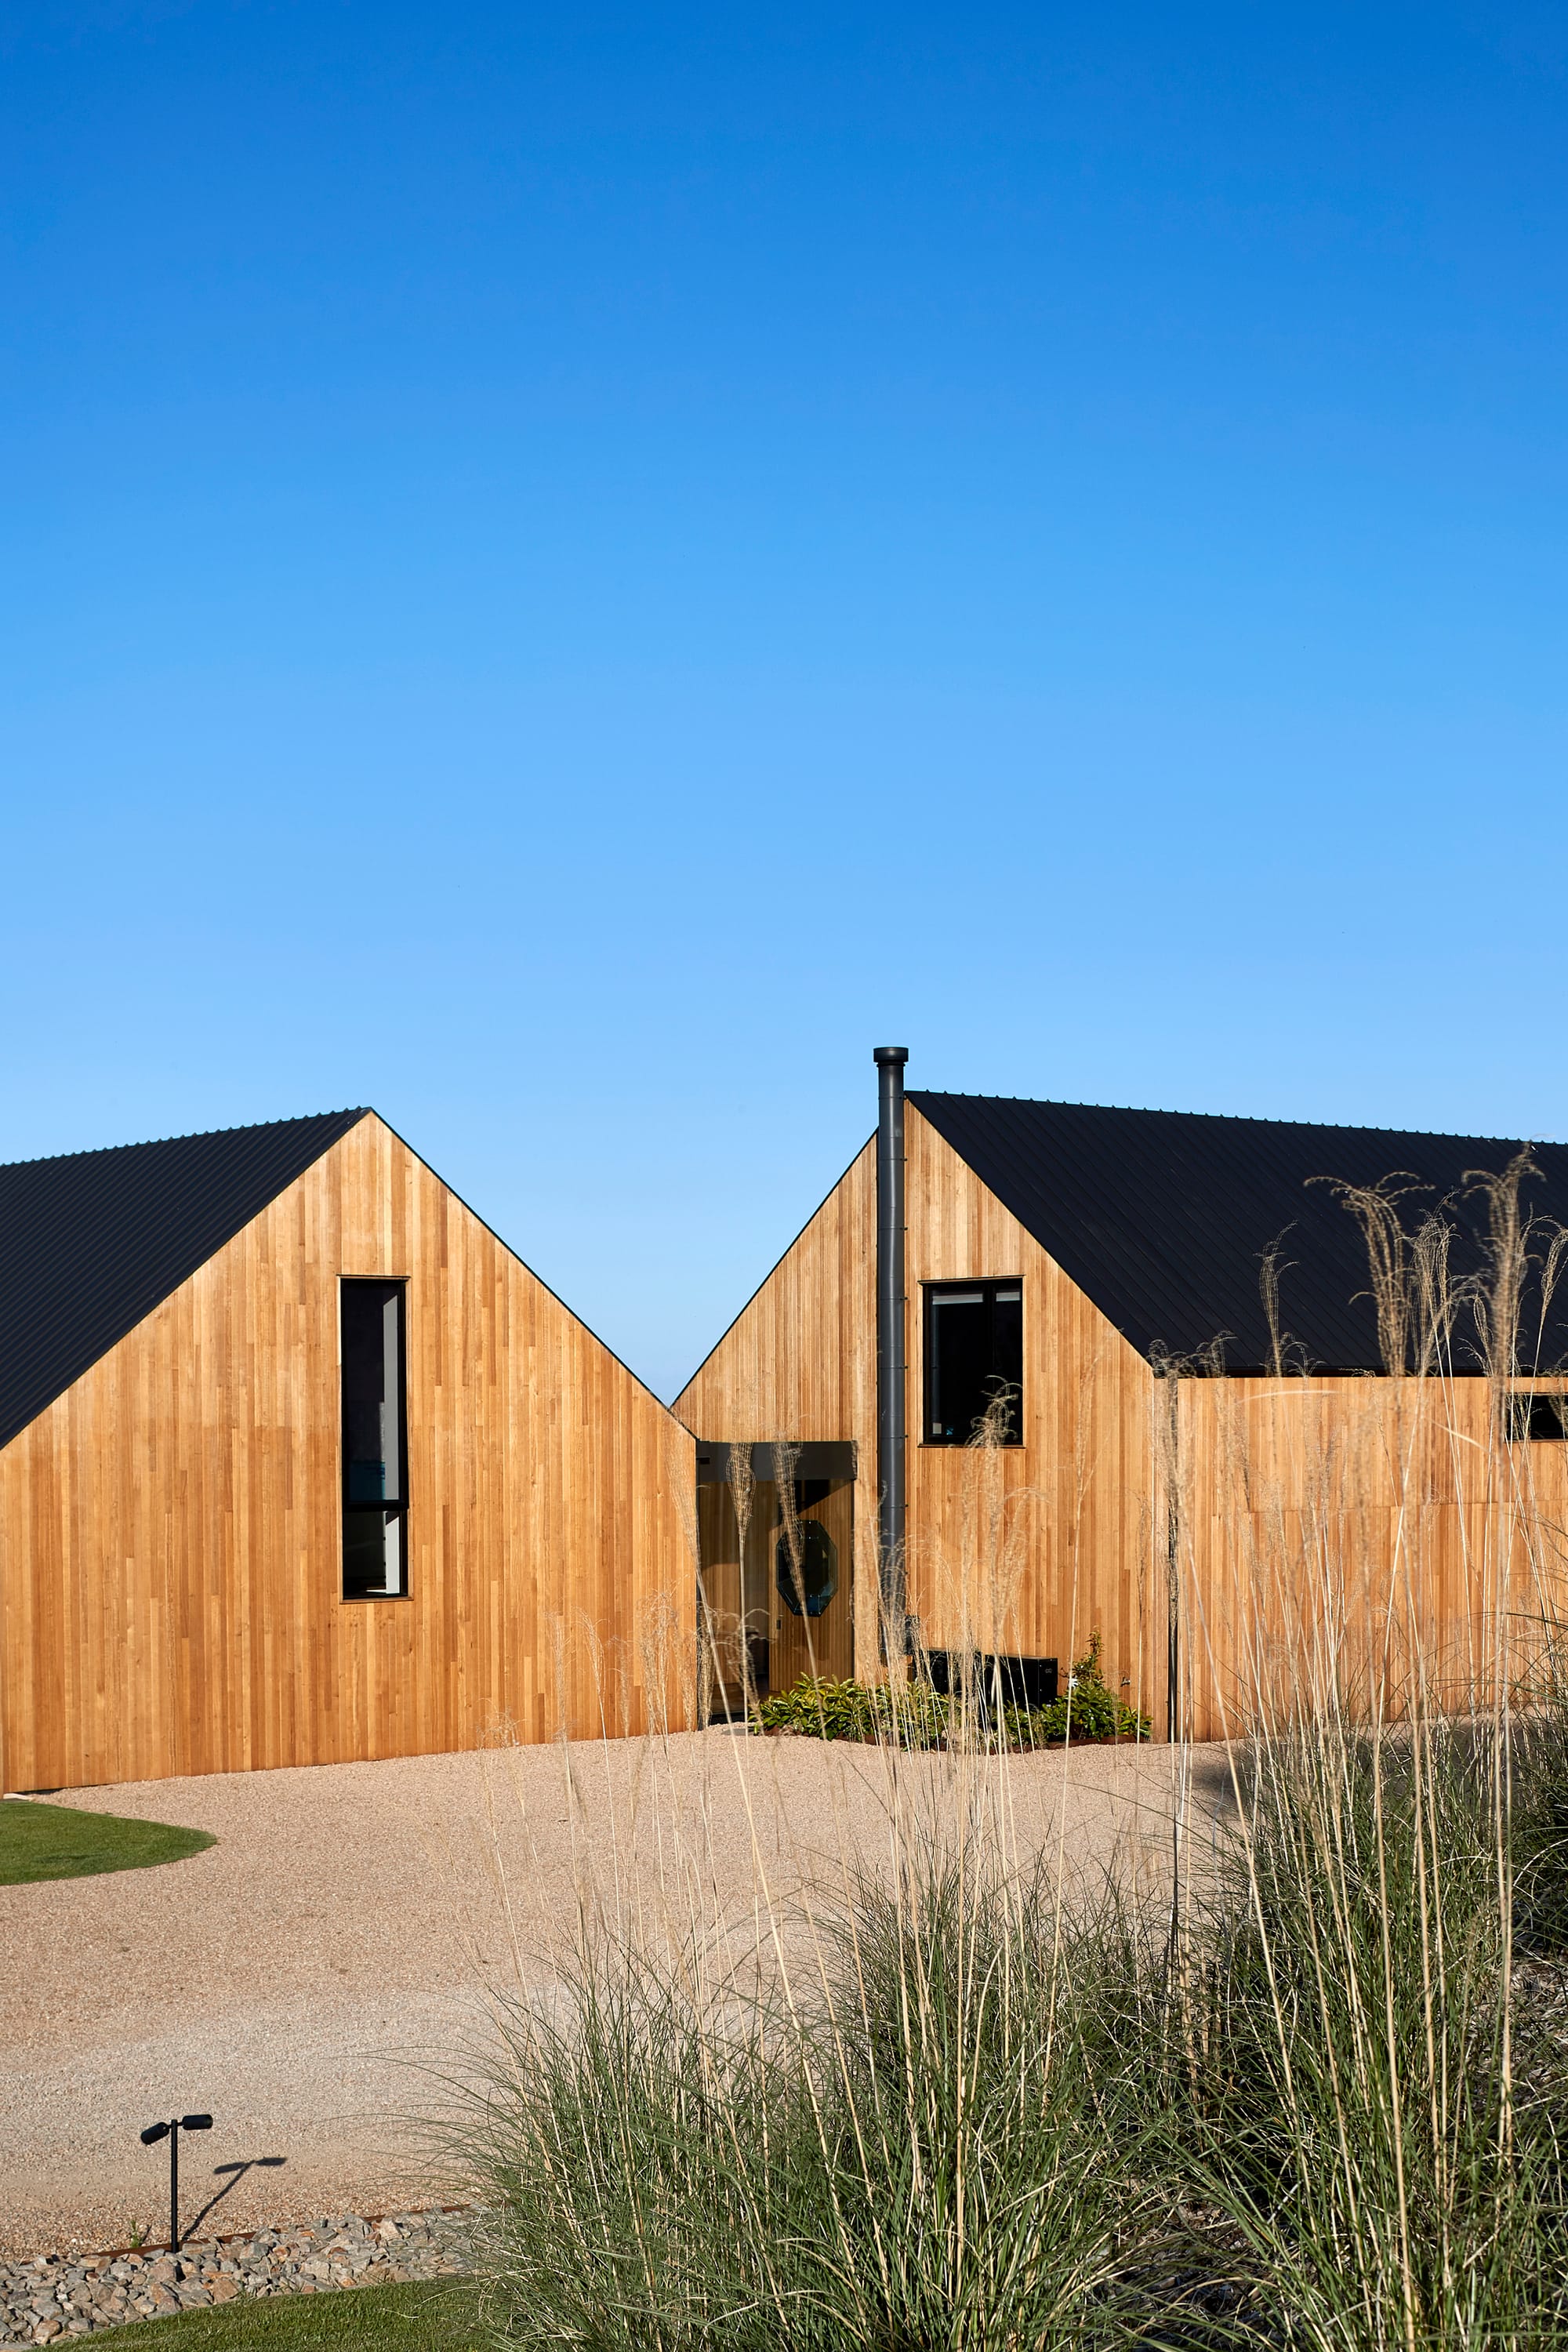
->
xmin=924 ymin=1280 xmax=1023 ymax=1445
xmin=340 ymin=1279 xmax=408 ymax=1599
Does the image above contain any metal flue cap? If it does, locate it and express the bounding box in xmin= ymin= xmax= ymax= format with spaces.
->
xmin=873 ymin=1046 xmax=909 ymax=1065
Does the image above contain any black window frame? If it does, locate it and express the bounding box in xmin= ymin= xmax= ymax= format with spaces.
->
xmin=339 ymin=1276 xmax=410 ymax=1602
xmin=1505 ymin=1392 xmax=1568 ymax=1443
xmin=922 ymin=1278 xmax=1024 ymax=1447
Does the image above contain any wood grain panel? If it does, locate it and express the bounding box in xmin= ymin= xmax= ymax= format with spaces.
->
xmin=902 ymin=1109 xmax=1160 ymax=1726
xmin=1175 ymin=1374 xmax=1568 ymax=1740
xmin=0 ymin=1115 xmax=697 ymax=1791
xmin=676 ymin=1109 xmax=1568 ymax=1742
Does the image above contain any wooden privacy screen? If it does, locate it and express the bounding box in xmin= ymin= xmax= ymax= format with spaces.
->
xmin=1174 ymin=1373 xmax=1568 ymax=1741
xmin=0 ymin=1115 xmax=697 ymax=1791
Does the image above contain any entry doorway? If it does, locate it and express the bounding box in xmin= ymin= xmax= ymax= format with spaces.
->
xmin=695 ymin=1443 xmax=855 ymax=1721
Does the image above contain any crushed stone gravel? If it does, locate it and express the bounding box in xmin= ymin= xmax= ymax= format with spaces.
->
xmin=2 ymin=1729 xmax=1227 ymax=2257
xmin=0 ymin=2209 xmax=476 ymax=2343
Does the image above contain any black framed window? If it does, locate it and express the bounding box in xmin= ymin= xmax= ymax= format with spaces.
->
xmin=924 ymin=1280 xmax=1023 ymax=1445
xmin=1507 ymin=1393 xmax=1568 ymax=1442
xmin=340 ymin=1279 xmax=408 ymax=1599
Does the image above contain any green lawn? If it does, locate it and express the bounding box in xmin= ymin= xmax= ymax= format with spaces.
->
xmin=102 ymin=2282 xmax=484 ymax=2352
xmin=0 ymin=1798 xmax=216 ymax=1885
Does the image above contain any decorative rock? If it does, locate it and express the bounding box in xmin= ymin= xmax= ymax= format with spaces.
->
xmin=0 ymin=2208 xmax=477 ymax=2342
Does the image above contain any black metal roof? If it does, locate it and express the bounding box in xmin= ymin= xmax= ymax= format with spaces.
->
xmin=0 ymin=1109 xmax=369 ymax=1449
xmin=909 ymin=1091 xmax=1568 ymax=1374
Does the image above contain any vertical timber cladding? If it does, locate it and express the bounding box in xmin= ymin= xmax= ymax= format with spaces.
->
xmin=0 ymin=1115 xmax=696 ymax=1792
xmin=674 ymin=1107 xmax=1161 ymax=1718
xmin=675 ymin=1142 xmax=883 ymax=1680
xmin=1173 ymin=1373 xmax=1568 ymax=1744
xmin=902 ymin=1106 xmax=1160 ymax=1728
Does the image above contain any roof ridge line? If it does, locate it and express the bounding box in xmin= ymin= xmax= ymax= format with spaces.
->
xmin=906 ymin=1090 xmax=1565 ymax=1149
xmin=0 ymin=1108 xmax=372 ymax=1174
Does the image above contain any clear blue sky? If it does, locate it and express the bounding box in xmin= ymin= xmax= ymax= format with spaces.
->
xmin=3 ymin=2 xmax=1566 ymax=1398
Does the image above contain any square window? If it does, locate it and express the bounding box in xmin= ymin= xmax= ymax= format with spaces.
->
xmin=924 ymin=1280 xmax=1023 ymax=1445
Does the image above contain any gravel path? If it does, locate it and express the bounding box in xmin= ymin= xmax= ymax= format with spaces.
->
xmin=1 ymin=1728 xmax=1225 ymax=2256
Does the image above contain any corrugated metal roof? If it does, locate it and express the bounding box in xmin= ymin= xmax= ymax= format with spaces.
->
xmin=909 ymin=1091 xmax=1568 ymax=1373
xmin=0 ymin=1109 xmax=369 ymax=1449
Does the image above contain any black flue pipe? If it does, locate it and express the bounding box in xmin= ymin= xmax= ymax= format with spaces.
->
xmin=874 ymin=1047 xmax=909 ymax=1657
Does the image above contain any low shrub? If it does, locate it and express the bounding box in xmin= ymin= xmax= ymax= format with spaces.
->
xmin=752 ymin=1635 xmax=1149 ymax=1751
xmin=751 ymin=1674 xmax=949 ymax=1747
xmin=1509 ymin=1677 xmax=1568 ymax=1955
xmin=1005 ymin=1633 xmax=1152 ymax=1748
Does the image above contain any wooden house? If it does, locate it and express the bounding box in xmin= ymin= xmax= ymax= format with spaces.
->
xmin=0 ymin=1109 xmax=695 ymax=1791
xmin=677 ymin=1052 xmax=1568 ymax=1740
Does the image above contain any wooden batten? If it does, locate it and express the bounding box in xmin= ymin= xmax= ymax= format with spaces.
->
xmin=13 ymin=1092 xmax=1557 ymax=1784
xmin=0 ymin=1115 xmax=696 ymax=1791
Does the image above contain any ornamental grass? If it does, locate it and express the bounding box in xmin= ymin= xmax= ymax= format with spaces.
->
xmin=447 ymin=1159 xmax=1568 ymax=2350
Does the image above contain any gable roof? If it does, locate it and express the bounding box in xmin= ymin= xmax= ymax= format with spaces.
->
xmin=908 ymin=1091 xmax=1568 ymax=1374
xmin=0 ymin=1109 xmax=369 ymax=1448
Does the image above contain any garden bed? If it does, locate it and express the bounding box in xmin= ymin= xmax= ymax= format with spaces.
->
xmin=750 ymin=1634 xmax=1152 ymax=1750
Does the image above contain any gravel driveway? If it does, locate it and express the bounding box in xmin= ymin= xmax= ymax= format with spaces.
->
xmin=0 ymin=1729 xmax=1223 ymax=2255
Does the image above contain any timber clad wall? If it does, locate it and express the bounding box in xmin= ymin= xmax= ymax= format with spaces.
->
xmin=677 ymin=1103 xmax=1568 ymax=1744
xmin=903 ymin=1107 xmax=1159 ymax=1725
xmin=11 ymin=1089 xmax=1563 ymax=1786
xmin=677 ymin=1106 xmax=1161 ymax=1719
xmin=676 ymin=1139 xmax=881 ymax=1672
xmin=1175 ymin=1374 xmax=1568 ymax=1741
xmin=0 ymin=1115 xmax=695 ymax=1791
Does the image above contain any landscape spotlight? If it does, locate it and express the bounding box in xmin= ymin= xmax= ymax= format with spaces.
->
xmin=139 ymin=2114 xmax=213 ymax=2252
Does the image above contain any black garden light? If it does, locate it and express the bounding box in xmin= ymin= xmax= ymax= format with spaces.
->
xmin=140 ymin=2114 xmax=212 ymax=2252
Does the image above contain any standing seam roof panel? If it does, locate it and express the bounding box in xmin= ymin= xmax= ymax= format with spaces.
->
xmin=0 ymin=1109 xmax=370 ymax=1449
xmin=908 ymin=1092 xmax=1568 ymax=1371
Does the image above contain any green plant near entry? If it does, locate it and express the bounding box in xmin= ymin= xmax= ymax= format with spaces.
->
xmin=750 ymin=1673 xmax=949 ymax=1745
xmin=751 ymin=1632 xmax=1149 ymax=1749
xmin=100 ymin=2281 xmax=481 ymax=2352
xmin=1005 ymin=1632 xmax=1152 ymax=1747
xmin=0 ymin=1799 xmax=215 ymax=1886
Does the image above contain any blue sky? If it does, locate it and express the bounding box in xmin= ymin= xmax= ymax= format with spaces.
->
xmin=3 ymin=2 xmax=1566 ymax=1397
